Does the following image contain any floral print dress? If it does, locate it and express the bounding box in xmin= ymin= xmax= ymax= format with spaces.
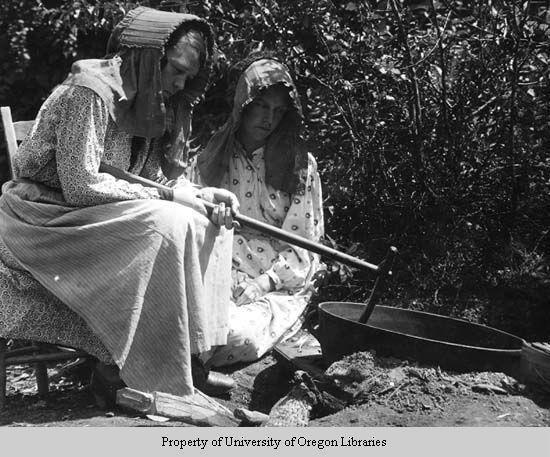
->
xmin=189 ymin=142 xmax=324 ymax=366
xmin=14 ymin=84 xmax=169 ymax=204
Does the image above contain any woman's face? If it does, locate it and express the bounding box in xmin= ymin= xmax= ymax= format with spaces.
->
xmin=238 ymin=84 xmax=290 ymax=149
xmin=161 ymin=45 xmax=200 ymax=99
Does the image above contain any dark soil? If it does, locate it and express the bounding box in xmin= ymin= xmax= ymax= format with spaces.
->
xmin=310 ymin=351 xmax=550 ymax=426
xmin=0 ymin=354 xmax=293 ymax=427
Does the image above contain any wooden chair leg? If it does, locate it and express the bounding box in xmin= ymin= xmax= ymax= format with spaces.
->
xmin=35 ymin=343 xmax=49 ymax=398
xmin=0 ymin=338 xmax=7 ymax=410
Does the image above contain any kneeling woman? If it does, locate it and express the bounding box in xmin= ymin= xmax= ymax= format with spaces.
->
xmin=191 ymin=57 xmax=325 ymax=366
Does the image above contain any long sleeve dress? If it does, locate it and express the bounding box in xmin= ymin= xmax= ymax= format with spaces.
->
xmin=188 ymin=142 xmax=324 ymax=366
xmin=0 ymin=85 xmax=232 ymax=396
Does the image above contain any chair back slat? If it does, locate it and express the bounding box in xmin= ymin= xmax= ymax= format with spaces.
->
xmin=1 ymin=106 xmax=35 ymax=179
xmin=13 ymin=121 xmax=36 ymax=141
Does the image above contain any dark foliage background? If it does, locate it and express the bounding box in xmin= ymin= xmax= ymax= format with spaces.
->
xmin=1 ymin=0 xmax=549 ymax=339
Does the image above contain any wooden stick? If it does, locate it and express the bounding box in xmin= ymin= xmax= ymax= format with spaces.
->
xmin=0 ymin=338 xmax=7 ymax=411
xmin=234 ymin=407 xmax=270 ymax=425
xmin=5 ymin=351 xmax=90 ymax=365
xmin=99 ymin=163 xmax=384 ymax=274
xmin=358 ymin=246 xmax=398 ymax=324
xmin=116 ymin=387 xmax=238 ymax=426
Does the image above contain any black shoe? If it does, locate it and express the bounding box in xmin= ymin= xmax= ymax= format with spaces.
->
xmin=191 ymin=356 xmax=235 ymax=396
xmin=90 ymin=362 xmax=125 ymax=409
xmin=202 ymin=371 xmax=236 ymax=396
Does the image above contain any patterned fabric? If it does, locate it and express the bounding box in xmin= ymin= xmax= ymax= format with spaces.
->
xmin=187 ymin=142 xmax=324 ymax=366
xmin=15 ymin=85 xmax=164 ymax=206
xmin=1 ymin=76 xmax=233 ymax=396
xmin=0 ymin=238 xmax=112 ymax=363
xmin=0 ymin=180 xmax=232 ymax=396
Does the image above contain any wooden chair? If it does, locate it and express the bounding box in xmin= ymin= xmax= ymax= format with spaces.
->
xmin=1 ymin=107 xmax=35 ymax=179
xmin=0 ymin=106 xmax=110 ymax=410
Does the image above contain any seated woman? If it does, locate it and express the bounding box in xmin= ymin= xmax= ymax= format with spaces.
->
xmin=0 ymin=7 xmax=238 ymax=397
xmin=189 ymin=57 xmax=325 ymax=366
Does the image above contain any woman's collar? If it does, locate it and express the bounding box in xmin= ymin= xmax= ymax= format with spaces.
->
xmin=235 ymin=139 xmax=264 ymax=159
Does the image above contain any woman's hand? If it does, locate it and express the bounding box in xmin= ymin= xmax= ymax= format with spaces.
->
xmin=233 ymin=273 xmax=274 ymax=306
xmin=199 ymin=187 xmax=240 ymax=229
xmin=199 ymin=187 xmax=240 ymax=214
xmin=172 ymin=187 xmax=207 ymax=216
xmin=172 ymin=186 xmax=239 ymax=229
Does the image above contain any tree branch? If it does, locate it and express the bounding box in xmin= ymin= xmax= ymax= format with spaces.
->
xmin=428 ymin=0 xmax=450 ymax=135
xmin=388 ymin=0 xmax=424 ymax=170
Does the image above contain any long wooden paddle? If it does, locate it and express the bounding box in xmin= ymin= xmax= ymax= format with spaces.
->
xmin=99 ymin=162 xmax=396 ymax=323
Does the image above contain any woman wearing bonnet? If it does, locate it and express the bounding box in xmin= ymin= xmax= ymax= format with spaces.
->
xmin=189 ymin=56 xmax=325 ymax=367
xmin=0 ymin=7 xmax=238 ymax=397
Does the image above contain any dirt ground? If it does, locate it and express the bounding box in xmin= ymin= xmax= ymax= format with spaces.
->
xmin=309 ymin=351 xmax=550 ymax=426
xmin=2 ymin=340 xmax=550 ymax=427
